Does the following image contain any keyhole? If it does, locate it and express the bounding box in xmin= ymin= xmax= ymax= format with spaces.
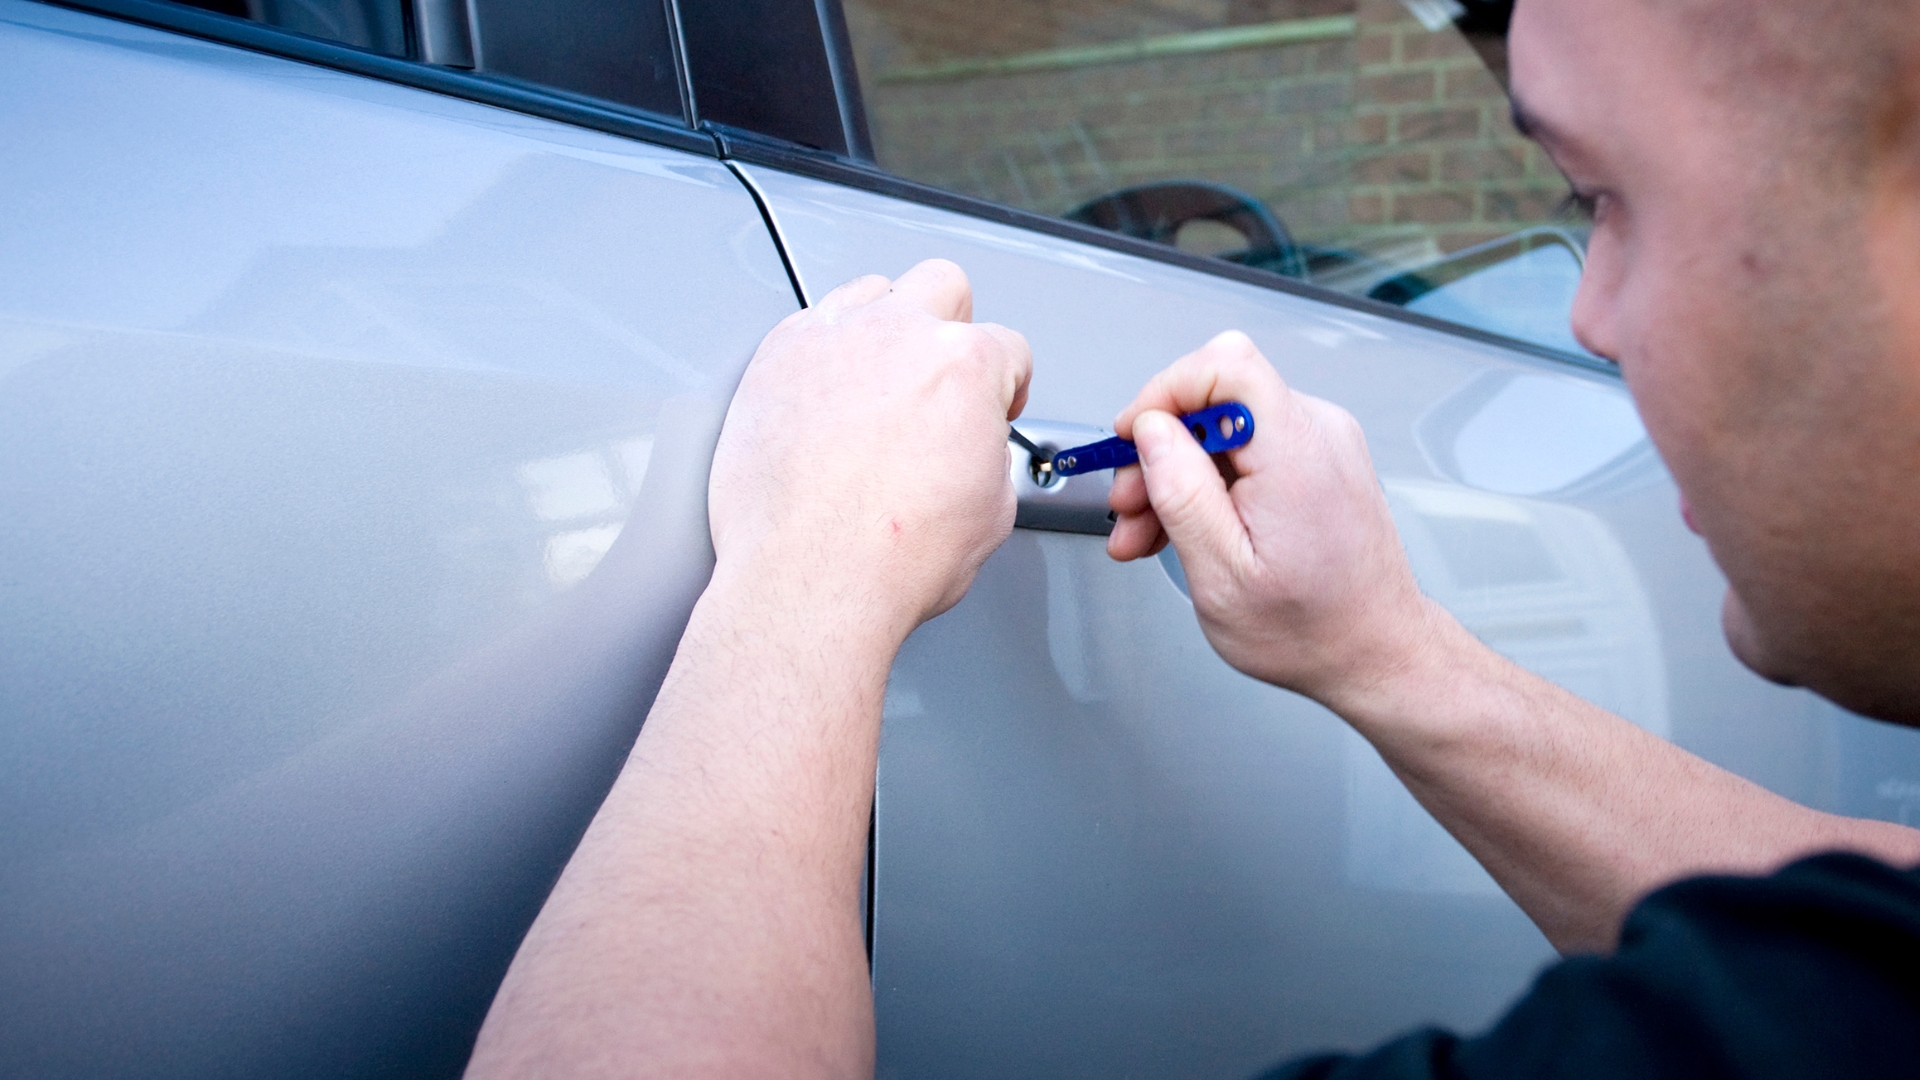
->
xmin=1028 ymin=452 xmax=1063 ymax=489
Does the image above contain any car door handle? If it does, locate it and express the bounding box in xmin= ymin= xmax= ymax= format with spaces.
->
xmin=1010 ymin=421 xmax=1116 ymax=536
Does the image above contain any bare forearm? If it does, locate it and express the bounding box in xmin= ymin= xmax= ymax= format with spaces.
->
xmin=464 ymin=561 xmax=906 ymax=1080
xmin=1339 ymin=603 xmax=1920 ymax=954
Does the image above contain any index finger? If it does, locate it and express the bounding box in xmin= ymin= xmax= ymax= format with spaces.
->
xmin=1114 ymin=330 xmax=1288 ymax=441
xmin=882 ymin=258 xmax=974 ymax=323
xmin=977 ymin=322 xmax=1034 ymax=420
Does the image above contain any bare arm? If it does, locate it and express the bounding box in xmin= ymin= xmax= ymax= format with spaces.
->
xmin=1107 ymin=331 xmax=1920 ymax=955
xmin=464 ymin=260 xmax=1031 ymax=1079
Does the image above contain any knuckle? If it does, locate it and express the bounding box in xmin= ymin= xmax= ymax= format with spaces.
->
xmin=982 ymin=321 xmax=1029 ymax=353
xmin=825 ymin=273 xmax=887 ymax=303
xmin=918 ymin=258 xmax=969 ymax=290
xmin=1208 ymin=329 xmax=1260 ymax=364
xmin=951 ymin=323 xmax=994 ymax=364
xmin=1326 ymin=403 xmax=1366 ymax=442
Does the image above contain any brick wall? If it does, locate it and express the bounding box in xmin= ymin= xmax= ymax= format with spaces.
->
xmin=1344 ymin=0 xmax=1567 ymax=255
xmin=846 ymin=0 xmax=1571 ymax=269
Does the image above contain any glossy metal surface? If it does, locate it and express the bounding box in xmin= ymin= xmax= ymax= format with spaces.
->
xmin=738 ymin=163 xmax=1920 ymax=1080
xmin=0 ymin=5 xmax=796 ymax=1076
xmin=1010 ymin=421 xmax=1115 ymax=535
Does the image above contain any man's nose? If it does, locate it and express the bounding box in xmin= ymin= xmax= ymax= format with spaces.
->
xmin=1568 ymin=257 xmax=1623 ymax=363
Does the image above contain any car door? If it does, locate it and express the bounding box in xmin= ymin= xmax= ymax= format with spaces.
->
xmin=0 ymin=3 xmax=797 ymax=1076
xmin=682 ymin=1 xmax=1920 ymax=1077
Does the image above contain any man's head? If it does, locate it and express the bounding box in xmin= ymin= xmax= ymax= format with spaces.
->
xmin=1506 ymin=0 xmax=1920 ymax=723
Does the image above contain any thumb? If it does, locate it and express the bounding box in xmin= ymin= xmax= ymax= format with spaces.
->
xmin=1134 ymin=410 xmax=1242 ymax=571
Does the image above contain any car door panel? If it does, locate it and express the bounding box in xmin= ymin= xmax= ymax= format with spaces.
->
xmin=736 ymin=162 xmax=1878 ymax=1079
xmin=0 ymin=4 xmax=795 ymax=1076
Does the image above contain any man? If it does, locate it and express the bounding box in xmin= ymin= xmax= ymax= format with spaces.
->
xmin=463 ymin=0 xmax=1920 ymax=1076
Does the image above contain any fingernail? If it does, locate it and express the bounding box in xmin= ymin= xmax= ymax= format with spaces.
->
xmin=1134 ymin=411 xmax=1175 ymax=463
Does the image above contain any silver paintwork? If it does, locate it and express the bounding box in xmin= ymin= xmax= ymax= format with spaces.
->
xmin=10 ymin=2 xmax=1920 ymax=1076
xmin=0 ymin=4 xmax=795 ymax=1076
xmin=739 ymin=163 xmax=1920 ymax=1080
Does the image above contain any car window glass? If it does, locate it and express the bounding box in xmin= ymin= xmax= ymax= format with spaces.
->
xmin=465 ymin=0 xmax=681 ymax=115
xmin=166 ymin=0 xmax=683 ymax=118
xmin=172 ymin=0 xmax=409 ymax=55
xmin=839 ymin=0 xmax=1595 ymax=356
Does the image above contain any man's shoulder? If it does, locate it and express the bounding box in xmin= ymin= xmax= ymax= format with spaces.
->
xmin=1249 ymin=854 xmax=1920 ymax=1080
xmin=1625 ymin=850 xmax=1920 ymax=953
xmin=1493 ymin=852 xmax=1920 ymax=1077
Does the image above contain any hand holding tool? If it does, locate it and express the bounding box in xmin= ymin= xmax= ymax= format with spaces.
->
xmin=1010 ymin=402 xmax=1254 ymax=479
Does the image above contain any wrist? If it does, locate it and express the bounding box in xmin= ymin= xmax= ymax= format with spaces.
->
xmin=703 ymin=541 xmax=920 ymax=661
xmin=1317 ymin=599 xmax=1493 ymax=739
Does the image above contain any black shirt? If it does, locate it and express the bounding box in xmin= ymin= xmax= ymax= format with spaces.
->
xmin=1258 ymin=854 xmax=1920 ymax=1080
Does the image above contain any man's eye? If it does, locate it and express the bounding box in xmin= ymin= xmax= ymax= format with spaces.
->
xmin=1559 ymin=189 xmax=1601 ymax=222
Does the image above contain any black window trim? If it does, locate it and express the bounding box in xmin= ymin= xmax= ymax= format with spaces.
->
xmin=38 ymin=0 xmax=1611 ymax=377
xmin=708 ymin=124 xmax=1618 ymax=377
xmin=35 ymin=0 xmax=717 ymax=157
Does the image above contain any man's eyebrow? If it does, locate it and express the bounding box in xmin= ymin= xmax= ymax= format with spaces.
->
xmin=1509 ymin=96 xmax=1538 ymax=139
xmin=1508 ymin=89 xmax=1564 ymax=148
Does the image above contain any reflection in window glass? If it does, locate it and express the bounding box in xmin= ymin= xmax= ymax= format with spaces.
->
xmin=842 ymin=0 xmax=1594 ymax=355
xmin=172 ymin=0 xmax=410 ymax=56
xmin=468 ymin=0 xmax=683 ymax=116
xmin=165 ymin=0 xmax=684 ymax=118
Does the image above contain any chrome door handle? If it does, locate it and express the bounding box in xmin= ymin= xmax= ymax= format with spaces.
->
xmin=1010 ymin=421 xmax=1116 ymax=536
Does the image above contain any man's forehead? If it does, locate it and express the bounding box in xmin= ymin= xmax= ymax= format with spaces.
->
xmin=1505 ymin=0 xmax=1673 ymax=153
xmin=1504 ymin=0 xmax=1597 ymax=156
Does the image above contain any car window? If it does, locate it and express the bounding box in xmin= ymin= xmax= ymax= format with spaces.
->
xmin=172 ymin=0 xmax=411 ymax=55
xmin=839 ymin=0 xmax=1594 ymax=356
xmin=167 ymin=0 xmax=683 ymax=117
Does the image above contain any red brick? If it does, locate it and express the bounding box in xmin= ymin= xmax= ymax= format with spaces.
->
xmin=1346 ymin=111 xmax=1390 ymax=145
xmin=1097 ymin=132 xmax=1164 ymax=162
xmin=1356 ymin=29 xmax=1395 ymax=67
xmin=1439 ymin=145 xmax=1526 ymax=181
xmin=1442 ymin=66 xmax=1505 ymax=104
xmin=1163 ymin=124 xmax=1252 ymax=159
xmin=1394 ymin=189 xmax=1474 ymax=224
xmin=1271 ymin=77 xmax=1351 ymax=113
xmin=1287 ymin=193 xmax=1349 ymax=232
xmin=1348 ymin=193 xmax=1386 ymax=224
xmin=1356 ymin=0 xmax=1420 ymax=25
xmin=1068 ymin=67 xmax=1131 ymax=98
xmin=1396 ymin=105 xmax=1481 ymax=142
xmin=1401 ymin=30 xmax=1477 ymax=63
xmin=1352 ymin=149 xmax=1433 ymax=184
xmin=1308 ymin=39 xmax=1356 ymax=74
xmin=1356 ymin=70 xmax=1436 ymax=106
xmin=1204 ymin=163 xmax=1264 ymax=194
xmin=1079 ymin=101 xmax=1131 ymax=128
xmin=1227 ymin=45 xmax=1314 ymax=81
xmin=1203 ymin=89 xmax=1270 ymax=122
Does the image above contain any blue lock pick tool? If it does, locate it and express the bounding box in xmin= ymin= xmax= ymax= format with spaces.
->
xmin=1039 ymin=401 xmax=1254 ymax=478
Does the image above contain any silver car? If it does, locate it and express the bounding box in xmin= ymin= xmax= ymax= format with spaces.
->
xmin=4 ymin=1 xmax=1915 ymax=1077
